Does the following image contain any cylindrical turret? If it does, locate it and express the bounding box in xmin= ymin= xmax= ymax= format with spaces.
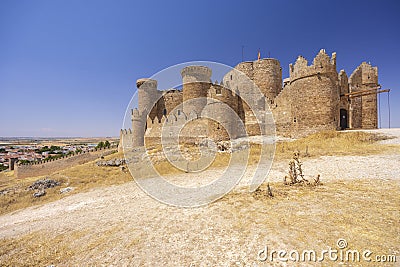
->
xmin=181 ymin=66 xmax=212 ymax=115
xmin=131 ymin=109 xmax=145 ymax=147
xmin=203 ymin=101 xmax=238 ymax=142
xmin=137 ymin=78 xmax=158 ymax=115
xmin=253 ymin=58 xmax=282 ymax=101
xmin=288 ymin=50 xmax=339 ymax=135
xmin=235 ymin=61 xmax=254 ymax=80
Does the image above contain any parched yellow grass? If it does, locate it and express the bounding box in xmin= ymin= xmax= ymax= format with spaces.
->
xmin=0 ymin=130 xmax=397 ymax=215
xmin=150 ymin=130 xmax=397 ymax=176
xmin=0 ymin=179 xmax=398 ymax=266
xmin=221 ymin=178 xmax=400 ymax=260
xmin=0 ymin=230 xmax=80 ymax=266
xmin=276 ymin=130 xmax=398 ymax=159
xmin=0 ymin=152 xmax=132 ymax=215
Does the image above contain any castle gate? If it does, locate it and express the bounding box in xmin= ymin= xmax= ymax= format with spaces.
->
xmin=340 ymin=108 xmax=348 ymax=130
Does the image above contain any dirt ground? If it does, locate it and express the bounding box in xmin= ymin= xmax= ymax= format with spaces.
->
xmin=0 ymin=129 xmax=399 ymax=266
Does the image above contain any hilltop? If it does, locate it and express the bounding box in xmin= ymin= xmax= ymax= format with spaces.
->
xmin=0 ymin=129 xmax=399 ymax=266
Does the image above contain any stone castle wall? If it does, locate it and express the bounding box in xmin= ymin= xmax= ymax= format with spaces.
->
xmin=271 ymin=85 xmax=293 ymax=136
xmin=349 ymin=62 xmax=378 ymax=129
xmin=285 ymin=50 xmax=340 ymax=137
xmin=181 ymin=66 xmax=211 ymax=115
xmin=119 ymin=49 xmax=380 ymax=148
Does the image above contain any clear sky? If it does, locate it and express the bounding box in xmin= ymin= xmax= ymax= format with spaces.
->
xmin=0 ymin=0 xmax=399 ymax=137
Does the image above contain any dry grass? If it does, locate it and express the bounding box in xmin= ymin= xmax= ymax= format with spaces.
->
xmin=221 ymin=178 xmax=400 ymax=260
xmin=0 ymin=179 xmax=398 ymax=265
xmin=0 ymin=131 xmax=397 ymax=216
xmin=0 ymin=223 xmax=141 ymax=266
xmin=149 ymin=130 xmax=397 ymax=176
xmin=0 ymin=152 xmax=132 ymax=215
xmin=275 ymin=130 xmax=397 ymax=159
xmin=0 ymin=230 xmax=80 ymax=266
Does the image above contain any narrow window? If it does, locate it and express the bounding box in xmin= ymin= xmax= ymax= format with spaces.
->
xmin=230 ymin=75 xmax=233 ymax=80
xmin=177 ymin=110 xmax=181 ymax=115
xmin=163 ymin=109 xmax=167 ymax=115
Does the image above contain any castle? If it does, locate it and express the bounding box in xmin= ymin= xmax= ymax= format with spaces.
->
xmin=120 ymin=49 xmax=379 ymax=150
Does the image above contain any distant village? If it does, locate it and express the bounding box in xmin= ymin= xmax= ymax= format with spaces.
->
xmin=0 ymin=141 xmax=113 ymax=171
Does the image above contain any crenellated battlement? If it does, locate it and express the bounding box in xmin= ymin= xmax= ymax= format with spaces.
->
xmin=131 ymin=108 xmax=145 ymax=120
xmin=120 ymin=128 xmax=132 ymax=135
xmin=126 ymin=49 xmax=379 ymax=144
xmin=349 ymin=62 xmax=378 ymax=86
xmin=289 ymin=49 xmax=337 ymax=83
xmin=181 ymin=66 xmax=212 ymax=83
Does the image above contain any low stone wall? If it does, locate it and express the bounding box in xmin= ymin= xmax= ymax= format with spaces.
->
xmin=14 ymin=149 xmax=116 ymax=179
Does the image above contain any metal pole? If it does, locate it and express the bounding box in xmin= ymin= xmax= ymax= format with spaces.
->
xmin=378 ymin=92 xmax=381 ymax=128
xmin=388 ymin=90 xmax=391 ymax=129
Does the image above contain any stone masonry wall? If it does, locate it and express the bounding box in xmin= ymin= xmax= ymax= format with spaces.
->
xmin=15 ymin=148 xmax=116 ymax=179
xmin=271 ymin=85 xmax=293 ymax=136
xmin=125 ymin=50 xmax=379 ymax=145
xmin=349 ymin=62 xmax=378 ymax=129
xmin=273 ymin=49 xmax=339 ymax=137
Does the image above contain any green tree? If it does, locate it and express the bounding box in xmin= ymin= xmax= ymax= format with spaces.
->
xmin=0 ymin=164 xmax=8 ymax=171
xmin=104 ymin=140 xmax=110 ymax=148
xmin=96 ymin=141 xmax=104 ymax=149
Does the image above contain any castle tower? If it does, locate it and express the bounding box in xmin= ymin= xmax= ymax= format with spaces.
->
xmin=223 ymin=62 xmax=269 ymax=137
xmin=137 ymin=78 xmax=159 ymax=117
xmin=131 ymin=109 xmax=145 ymax=147
xmin=349 ymin=62 xmax=378 ymax=129
xmin=252 ymin=58 xmax=282 ymax=103
xmin=205 ymin=83 xmax=241 ymax=141
xmin=202 ymin=100 xmax=237 ymax=142
xmin=287 ymin=49 xmax=339 ymax=135
xmin=129 ymin=78 xmax=159 ymax=147
xmin=181 ymin=66 xmax=212 ymax=115
xmin=227 ymin=59 xmax=282 ymax=105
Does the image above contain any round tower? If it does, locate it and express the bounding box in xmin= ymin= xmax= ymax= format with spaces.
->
xmin=131 ymin=108 xmax=145 ymax=147
xmin=202 ymin=100 xmax=238 ymax=142
xmin=181 ymin=66 xmax=212 ymax=115
xmin=252 ymin=58 xmax=282 ymax=102
xmin=235 ymin=61 xmax=254 ymax=80
xmin=137 ymin=78 xmax=158 ymax=115
xmin=288 ymin=50 xmax=339 ymax=136
xmin=205 ymin=83 xmax=241 ymax=140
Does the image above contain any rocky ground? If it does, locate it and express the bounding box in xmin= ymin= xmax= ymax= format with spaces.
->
xmin=0 ymin=129 xmax=399 ymax=266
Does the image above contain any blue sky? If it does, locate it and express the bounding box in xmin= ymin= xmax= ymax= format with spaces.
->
xmin=0 ymin=0 xmax=399 ymax=137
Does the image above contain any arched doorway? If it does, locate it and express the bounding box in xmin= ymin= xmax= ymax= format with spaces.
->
xmin=340 ymin=109 xmax=348 ymax=130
